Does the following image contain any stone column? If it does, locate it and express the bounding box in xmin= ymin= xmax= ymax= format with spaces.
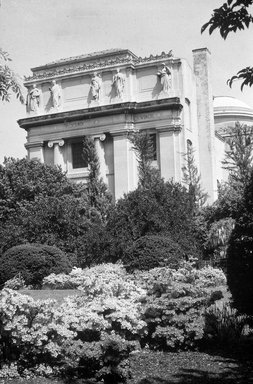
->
xmin=158 ymin=128 xmax=181 ymax=182
xmin=192 ymin=48 xmax=217 ymax=202
xmin=94 ymin=134 xmax=107 ymax=183
xmin=48 ymin=139 xmax=65 ymax=171
xmin=112 ymin=133 xmax=138 ymax=200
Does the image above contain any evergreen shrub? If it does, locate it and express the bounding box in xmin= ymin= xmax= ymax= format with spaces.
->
xmin=0 ymin=243 xmax=71 ymax=288
xmin=122 ymin=235 xmax=186 ymax=272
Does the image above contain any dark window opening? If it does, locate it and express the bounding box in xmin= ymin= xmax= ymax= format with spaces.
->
xmin=71 ymin=142 xmax=88 ymax=169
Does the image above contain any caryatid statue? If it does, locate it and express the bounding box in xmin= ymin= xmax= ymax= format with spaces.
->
xmin=27 ymin=84 xmax=42 ymax=113
xmin=112 ymin=69 xmax=125 ymax=99
xmin=49 ymin=80 xmax=62 ymax=109
xmin=90 ymin=72 xmax=102 ymax=101
xmin=157 ymin=63 xmax=172 ymax=94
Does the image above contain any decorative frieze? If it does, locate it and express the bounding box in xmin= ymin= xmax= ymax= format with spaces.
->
xmin=24 ymin=50 xmax=174 ymax=82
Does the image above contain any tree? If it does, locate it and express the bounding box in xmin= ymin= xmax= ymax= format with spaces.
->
xmin=201 ymin=0 xmax=253 ymax=89
xmin=0 ymin=157 xmax=79 ymax=221
xmin=82 ymin=137 xmax=112 ymax=221
xmin=104 ymin=179 xmax=203 ymax=264
xmin=211 ymin=123 xmax=253 ymax=220
xmin=0 ymin=158 xmax=92 ymax=257
xmin=182 ymin=145 xmax=208 ymax=208
xmin=222 ymin=122 xmax=253 ymax=185
xmin=0 ymin=48 xmax=25 ymax=103
xmin=201 ymin=123 xmax=253 ymax=265
xmin=127 ymin=130 xmax=160 ymax=188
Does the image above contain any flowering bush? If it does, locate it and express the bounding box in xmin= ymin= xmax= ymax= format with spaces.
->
xmin=0 ymin=264 xmax=146 ymax=382
xmin=3 ymin=273 xmax=27 ymax=290
xmin=133 ymin=263 xmax=226 ymax=350
xmin=0 ymin=263 xmax=227 ymax=381
xmin=43 ymin=263 xmax=127 ymax=290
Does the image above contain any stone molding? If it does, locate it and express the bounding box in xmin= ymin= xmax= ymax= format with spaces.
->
xmin=25 ymin=51 xmax=174 ymax=82
xmin=18 ymin=98 xmax=183 ymax=130
xmin=25 ymin=141 xmax=44 ymax=149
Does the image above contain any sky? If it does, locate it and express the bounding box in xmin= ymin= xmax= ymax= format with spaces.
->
xmin=1 ymin=0 xmax=253 ymax=163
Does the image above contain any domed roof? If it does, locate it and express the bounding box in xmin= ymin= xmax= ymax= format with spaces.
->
xmin=213 ymin=96 xmax=253 ymax=116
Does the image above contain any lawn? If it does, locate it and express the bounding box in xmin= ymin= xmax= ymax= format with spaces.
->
xmin=19 ymin=289 xmax=80 ymax=303
xmin=3 ymin=349 xmax=253 ymax=384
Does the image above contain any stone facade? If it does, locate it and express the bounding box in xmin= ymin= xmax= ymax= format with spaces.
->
xmin=18 ymin=48 xmax=252 ymax=203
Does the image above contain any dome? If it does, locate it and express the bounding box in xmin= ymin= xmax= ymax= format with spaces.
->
xmin=213 ymin=96 xmax=253 ymax=117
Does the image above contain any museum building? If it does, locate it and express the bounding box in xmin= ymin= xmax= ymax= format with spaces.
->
xmin=18 ymin=48 xmax=253 ymax=202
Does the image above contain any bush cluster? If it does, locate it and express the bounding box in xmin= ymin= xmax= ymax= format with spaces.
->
xmin=0 ymin=264 xmax=227 ymax=382
xmin=0 ymin=244 xmax=71 ymax=288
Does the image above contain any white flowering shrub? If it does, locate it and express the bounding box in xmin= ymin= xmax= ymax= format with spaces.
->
xmin=3 ymin=273 xmax=27 ymax=290
xmin=133 ymin=263 xmax=226 ymax=350
xmin=42 ymin=263 xmax=126 ymax=289
xmin=0 ymin=263 xmax=227 ymax=381
xmin=0 ymin=264 xmax=146 ymax=382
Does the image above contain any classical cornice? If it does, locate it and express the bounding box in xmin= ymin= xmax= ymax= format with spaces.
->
xmin=24 ymin=50 xmax=174 ymax=83
xmin=18 ymin=98 xmax=183 ymax=130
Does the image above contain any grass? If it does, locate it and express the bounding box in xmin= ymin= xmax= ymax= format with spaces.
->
xmin=3 ymin=348 xmax=253 ymax=384
xmin=18 ymin=289 xmax=80 ymax=304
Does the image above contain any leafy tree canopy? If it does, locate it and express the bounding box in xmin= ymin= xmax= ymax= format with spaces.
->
xmin=201 ymin=0 xmax=253 ymax=89
xmin=0 ymin=48 xmax=25 ymax=103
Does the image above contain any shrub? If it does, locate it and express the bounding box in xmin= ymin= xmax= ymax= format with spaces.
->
xmin=0 ymin=243 xmax=71 ymax=288
xmin=104 ymin=179 xmax=203 ymax=263
xmin=0 ymin=263 xmax=144 ymax=382
xmin=43 ymin=263 xmax=128 ymax=290
xmin=4 ymin=273 xmax=27 ymax=290
xmin=204 ymin=302 xmax=249 ymax=347
xmin=0 ymin=262 xmax=227 ymax=384
xmin=122 ymin=235 xmax=186 ymax=272
xmin=134 ymin=263 xmax=227 ymax=351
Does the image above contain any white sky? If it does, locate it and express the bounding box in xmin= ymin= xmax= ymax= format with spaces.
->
xmin=1 ymin=0 xmax=253 ymax=162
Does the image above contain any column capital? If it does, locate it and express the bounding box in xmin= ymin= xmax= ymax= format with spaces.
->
xmin=48 ymin=139 xmax=65 ymax=148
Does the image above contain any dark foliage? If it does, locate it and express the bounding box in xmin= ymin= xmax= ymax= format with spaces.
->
xmin=0 ymin=243 xmax=72 ymax=288
xmin=82 ymin=136 xmax=112 ymax=221
xmin=103 ymin=178 xmax=203 ymax=264
xmin=227 ymin=170 xmax=253 ymax=315
xmin=122 ymin=235 xmax=186 ymax=272
xmin=128 ymin=130 xmax=160 ymax=188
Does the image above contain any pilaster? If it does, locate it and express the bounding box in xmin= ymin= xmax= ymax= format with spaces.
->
xmin=25 ymin=141 xmax=44 ymax=162
xmin=112 ymin=133 xmax=138 ymax=200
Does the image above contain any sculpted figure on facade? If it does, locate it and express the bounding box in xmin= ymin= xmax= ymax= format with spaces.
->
xmin=49 ymin=80 xmax=62 ymax=109
xmin=157 ymin=63 xmax=172 ymax=94
xmin=112 ymin=69 xmax=125 ymax=99
xmin=26 ymin=84 xmax=42 ymax=113
xmin=90 ymin=72 xmax=102 ymax=101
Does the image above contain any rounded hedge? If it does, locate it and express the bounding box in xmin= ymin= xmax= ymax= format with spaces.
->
xmin=0 ymin=243 xmax=72 ymax=288
xmin=122 ymin=235 xmax=187 ymax=272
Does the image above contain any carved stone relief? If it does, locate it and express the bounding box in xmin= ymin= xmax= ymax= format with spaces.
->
xmin=89 ymin=72 xmax=102 ymax=104
xmin=157 ymin=63 xmax=172 ymax=97
xmin=49 ymin=80 xmax=62 ymax=111
xmin=26 ymin=84 xmax=43 ymax=114
xmin=112 ymin=69 xmax=125 ymax=100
